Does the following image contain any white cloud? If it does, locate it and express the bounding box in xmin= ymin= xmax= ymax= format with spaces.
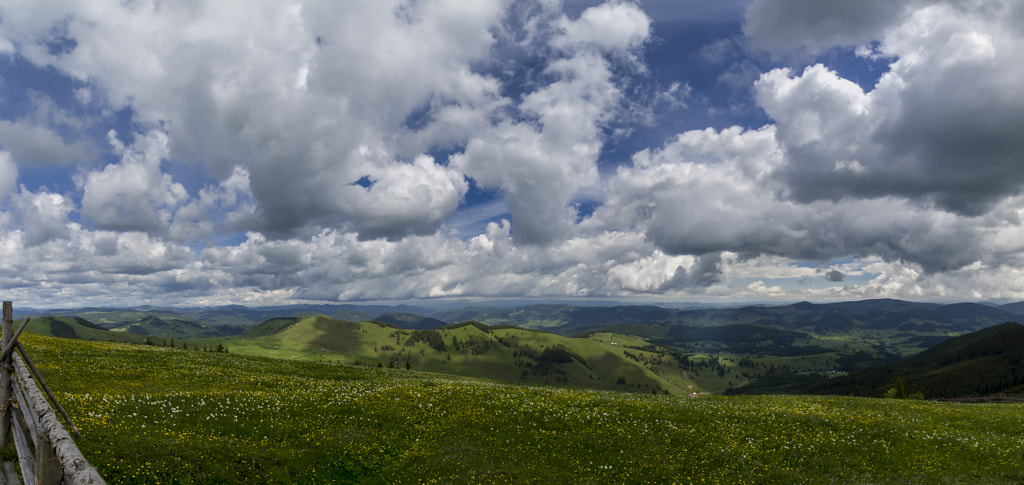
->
xmin=0 ymin=151 xmax=15 ymax=204
xmin=756 ymin=65 xmax=869 ymax=148
xmin=453 ymin=32 xmax=643 ymax=244
xmin=593 ymin=124 xmax=993 ymax=274
xmin=79 ymin=130 xmax=187 ymax=232
xmin=752 ymin=1 xmax=1024 ymax=216
xmin=10 ymin=187 xmax=73 ymax=246
xmin=554 ymin=2 xmax=651 ymax=54
xmin=0 ymin=0 xmax=652 ymax=245
xmin=1 ymin=0 xmax=508 ymax=239
xmin=168 ymin=165 xmax=257 ymax=241
xmin=0 ymin=120 xmax=92 ymax=166
xmin=334 ymin=155 xmax=468 ymax=240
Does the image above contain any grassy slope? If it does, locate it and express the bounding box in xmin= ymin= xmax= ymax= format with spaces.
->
xmin=26 ymin=317 xmax=153 ymax=344
xmin=803 ymin=322 xmax=1024 ymax=398
xmin=16 ymin=315 xmax=899 ymax=396
xmin=222 ymin=317 xmax=697 ymax=393
xmin=20 ymin=332 xmax=1024 ymax=484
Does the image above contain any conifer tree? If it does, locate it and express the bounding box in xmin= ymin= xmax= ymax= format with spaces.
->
xmin=894 ymin=377 xmax=907 ymax=399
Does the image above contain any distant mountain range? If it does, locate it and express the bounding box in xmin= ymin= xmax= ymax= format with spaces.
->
xmin=17 ymin=297 xmax=1024 ymax=333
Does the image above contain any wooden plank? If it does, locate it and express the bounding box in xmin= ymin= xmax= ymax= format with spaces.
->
xmin=0 ymin=461 xmax=20 ymax=485
xmin=10 ymin=375 xmax=39 ymax=445
xmin=12 ymin=354 xmax=105 ymax=485
xmin=1 ymin=301 xmax=11 ymax=450
xmin=10 ymin=411 xmax=35 ymax=485
xmin=0 ymin=317 xmax=32 ymax=367
xmin=34 ymin=431 xmax=61 ymax=485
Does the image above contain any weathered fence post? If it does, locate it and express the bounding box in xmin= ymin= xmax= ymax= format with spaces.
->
xmin=13 ymin=353 xmax=106 ymax=484
xmin=0 ymin=301 xmax=12 ymax=450
xmin=0 ymin=301 xmax=105 ymax=484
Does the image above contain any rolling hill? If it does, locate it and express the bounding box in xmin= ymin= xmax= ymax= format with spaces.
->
xmin=25 ymin=316 xmax=153 ymax=344
xmin=17 ymin=298 xmax=1024 ymax=397
xmin=764 ymin=322 xmax=1024 ymax=398
xmin=223 ymin=316 xmax=714 ymax=394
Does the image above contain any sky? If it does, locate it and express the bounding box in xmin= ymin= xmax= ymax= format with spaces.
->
xmin=2 ymin=0 xmax=1024 ymax=308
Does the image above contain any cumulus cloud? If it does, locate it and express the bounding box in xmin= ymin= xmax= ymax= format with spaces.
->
xmin=0 ymin=151 xmax=15 ymax=203
xmin=0 ymin=120 xmax=92 ymax=166
xmin=79 ymin=130 xmax=187 ymax=232
xmin=0 ymin=0 xmax=508 ymax=239
xmin=168 ymin=165 xmax=257 ymax=242
xmin=453 ymin=3 xmax=650 ymax=245
xmin=554 ymin=1 xmax=651 ymax=54
xmin=753 ymin=1 xmax=1024 ymax=216
xmin=592 ymin=124 xmax=993 ymax=274
xmin=10 ymin=187 xmax=73 ymax=246
xmin=334 ymin=155 xmax=468 ymax=240
xmin=1 ymin=0 xmax=650 ymax=246
xmin=451 ymin=57 xmax=611 ymax=243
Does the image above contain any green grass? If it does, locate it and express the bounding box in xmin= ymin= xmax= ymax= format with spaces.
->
xmin=218 ymin=317 xmax=693 ymax=393
xmin=25 ymin=317 xmax=154 ymax=344
xmin=19 ymin=332 xmax=1024 ymax=484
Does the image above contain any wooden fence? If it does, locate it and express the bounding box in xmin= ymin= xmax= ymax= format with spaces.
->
xmin=0 ymin=302 xmax=104 ymax=485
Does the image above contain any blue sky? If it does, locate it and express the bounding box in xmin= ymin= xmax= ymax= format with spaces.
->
xmin=1 ymin=0 xmax=1024 ymax=308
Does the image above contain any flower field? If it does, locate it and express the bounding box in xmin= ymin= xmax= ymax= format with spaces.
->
xmin=21 ymin=333 xmax=1024 ymax=484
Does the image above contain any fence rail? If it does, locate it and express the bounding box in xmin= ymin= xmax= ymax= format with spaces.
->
xmin=0 ymin=301 xmax=105 ymax=485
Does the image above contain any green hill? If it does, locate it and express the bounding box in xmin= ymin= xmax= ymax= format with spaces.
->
xmin=801 ymin=322 xmax=1024 ymax=398
xmin=26 ymin=316 xmax=152 ymax=344
xmin=222 ymin=316 xmax=732 ymax=394
xmin=26 ymin=314 xmax=243 ymax=342
xmin=16 ymin=332 xmax=1024 ymax=484
xmin=117 ymin=315 xmax=245 ymax=338
xmin=22 ymin=314 xmax=742 ymax=394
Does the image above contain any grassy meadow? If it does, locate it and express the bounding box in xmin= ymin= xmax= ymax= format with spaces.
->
xmin=16 ymin=332 xmax=1024 ymax=484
